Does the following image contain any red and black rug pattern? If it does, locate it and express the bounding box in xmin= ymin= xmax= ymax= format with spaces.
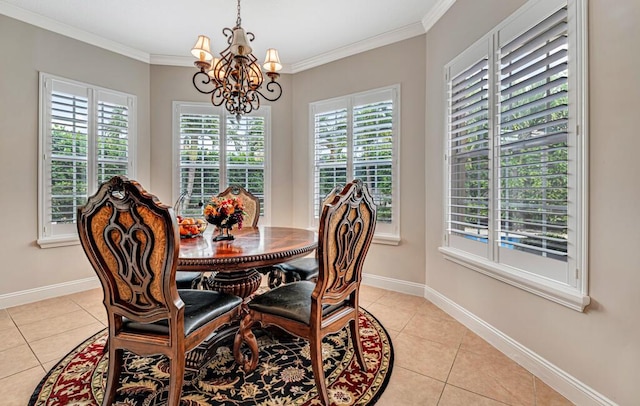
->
xmin=29 ymin=310 xmax=393 ymax=405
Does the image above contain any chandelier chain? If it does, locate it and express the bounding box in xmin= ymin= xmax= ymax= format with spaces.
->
xmin=236 ymin=0 xmax=242 ymax=28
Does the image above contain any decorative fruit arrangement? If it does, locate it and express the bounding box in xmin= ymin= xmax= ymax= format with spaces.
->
xmin=177 ymin=216 xmax=207 ymax=238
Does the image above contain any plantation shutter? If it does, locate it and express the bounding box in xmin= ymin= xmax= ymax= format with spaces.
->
xmin=498 ymin=6 xmax=569 ymax=262
xmin=96 ymin=91 xmax=131 ymax=185
xmin=48 ymin=81 xmax=89 ymax=229
xmin=313 ymin=104 xmax=348 ymax=218
xmin=352 ymin=94 xmax=394 ymax=223
xmin=447 ymin=55 xmax=490 ymax=247
xmin=226 ymin=114 xmax=266 ymax=215
xmin=178 ymin=105 xmax=221 ymax=217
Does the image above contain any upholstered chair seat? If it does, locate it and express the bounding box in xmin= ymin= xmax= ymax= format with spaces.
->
xmin=123 ymin=290 xmax=242 ymax=336
xmin=247 ymin=281 xmax=344 ymax=325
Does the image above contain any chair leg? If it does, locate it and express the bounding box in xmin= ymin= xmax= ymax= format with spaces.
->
xmin=103 ymin=346 xmax=123 ymax=406
xmin=309 ymin=336 xmax=330 ymax=406
xmin=349 ymin=317 xmax=367 ymax=371
xmin=166 ymin=356 xmax=185 ymax=406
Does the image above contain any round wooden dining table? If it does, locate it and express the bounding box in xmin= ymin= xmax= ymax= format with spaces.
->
xmin=178 ymin=226 xmax=317 ymax=298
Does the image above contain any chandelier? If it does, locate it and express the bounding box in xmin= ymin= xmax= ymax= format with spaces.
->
xmin=191 ymin=0 xmax=283 ymax=120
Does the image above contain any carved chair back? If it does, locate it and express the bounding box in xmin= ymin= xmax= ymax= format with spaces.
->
xmin=77 ymin=176 xmax=181 ymax=325
xmin=313 ymin=179 xmax=377 ymax=308
xmin=217 ymin=185 xmax=260 ymax=228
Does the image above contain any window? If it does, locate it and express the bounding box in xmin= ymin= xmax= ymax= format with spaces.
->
xmin=310 ymin=86 xmax=400 ymax=244
xmin=173 ymin=102 xmax=270 ymax=221
xmin=38 ymin=73 xmax=136 ymax=248
xmin=441 ymin=0 xmax=588 ymax=310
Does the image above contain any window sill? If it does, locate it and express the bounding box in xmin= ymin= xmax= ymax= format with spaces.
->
xmin=438 ymin=246 xmax=590 ymax=312
xmin=372 ymin=233 xmax=400 ymax=246
xmin=37 ymin=235 xmax=80 ymax=249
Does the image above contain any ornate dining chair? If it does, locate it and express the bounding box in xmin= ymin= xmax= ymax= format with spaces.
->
xmin=266 ymin=185 xmax=344 ymax=289
xmin=234 ymin=179 xmax=377 ymax=406
xmin=77 ymin=176 xmax=243 ymax=406
xmin=217 ymin=185 xmax=260 ymax=227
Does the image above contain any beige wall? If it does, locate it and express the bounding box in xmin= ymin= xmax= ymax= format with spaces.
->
xmin=291 ymin=36 xmax=427 ymax=284
xmin=425 ymin=0 xmax=640 ymax=404
xmin=0 ymin=15 xmax=150 ymax=295
xmin=148 ymin=65 xmax=294 ymax=226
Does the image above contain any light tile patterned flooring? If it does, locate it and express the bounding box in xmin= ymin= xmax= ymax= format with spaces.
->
xmin=0 ymin=284 xmax=573 ymax=405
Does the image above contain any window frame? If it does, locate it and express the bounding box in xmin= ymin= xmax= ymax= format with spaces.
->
xmin=171 ymin=102 xmax=272 ymax=224
xmin=308 ymin=85 xmax=401 ymax=245
xmin=38 ymin=72 xmax=137 ymax=248
xmin=439 ymin=0 xmax=589 ymax=311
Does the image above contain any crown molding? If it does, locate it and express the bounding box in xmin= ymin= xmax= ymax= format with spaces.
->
xmin=1 ymin=0 xmax=453 ymax=73
xmin=289 ymin=21 xmax=426 ymax=74
xmin=0 ymin=0 xmax=150 ymax=63
xmin=150 ymin=54 xmax=194 ymax=67
xmin=422 ymin=0 xmax=457 ymax=32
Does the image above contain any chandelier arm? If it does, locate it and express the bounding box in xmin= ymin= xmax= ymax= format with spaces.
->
xmin=192 ymin=70 xmax=217 ymax=95
xmin=255 ymin=80 xmax=283 ymax=102
xmin=222 ymin=28 xmax=234 ymax=45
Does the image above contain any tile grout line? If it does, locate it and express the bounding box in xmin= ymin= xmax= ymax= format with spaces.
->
xmin=1 ymin=312 xmax=46 ymax=380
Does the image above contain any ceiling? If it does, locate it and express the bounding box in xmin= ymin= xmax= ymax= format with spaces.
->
xmin=0 ymin=0 xmax=455 ymax=73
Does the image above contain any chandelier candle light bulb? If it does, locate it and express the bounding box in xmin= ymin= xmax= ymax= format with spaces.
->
xmin=191 ymin=0 xmax=283 ymax=121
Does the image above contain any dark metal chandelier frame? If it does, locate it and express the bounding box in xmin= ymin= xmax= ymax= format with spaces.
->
xmin=192 ymin=0 xmax=282 ymax=120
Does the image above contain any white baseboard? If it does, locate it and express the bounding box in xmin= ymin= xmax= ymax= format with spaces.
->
xmin=0 ymin=277 xmax=101 ymax=309
xmin=362 ymin=272 xmax=426 ymax=297
xmin=361 ymin=273 xmax=615 ymax=405
xmin=424 ymin=286 xmax=617 ymax=406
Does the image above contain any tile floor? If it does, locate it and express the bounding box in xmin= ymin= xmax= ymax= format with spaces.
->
xmin=0 ymin=284 xmax=573 ymax=405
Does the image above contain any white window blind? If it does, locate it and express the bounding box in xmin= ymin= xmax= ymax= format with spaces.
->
xmin=442 ymin=0 xmax=588 ymax=310
xmin=313 ymin=106 xmax=348 ymax=217
xmin=174 ymin=103 xmax=270 ymax=220
xmin=353 ymin=99 xmax=394 ymax=223
xmin=498 ymin=7 xmax=569 ymax=263
xmin=447 ymin=57 xmax=490 ymax=247
xmin=310 ymin=86 xmax=400 ymax=242
xmin=226 ymin=115 xmax=266 ymax=215
xmin=39 ymin=73 xmax=136 ymax=247
xmin=49 ymin=85 xmax=89 ymax=227
xmin=178 ymin=107 xmax=221 ymax=217
xmin=97 ymin=95 xmax=130 ymax=185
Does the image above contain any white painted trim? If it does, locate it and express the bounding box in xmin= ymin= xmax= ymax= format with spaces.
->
xmin=421 ymin=0 xmax=457 ymax=32
xmin=0 ymin=1 xmax=149 ymax=63
xmin=0 ymin=277 xmax=101 ymax=309
xmin=290 ymin=22 xmax=425 ymax=73
xmin=439 ymin=246 xmax=590 ymax=311
xmin=361 ymin=273 xmax=425 ymax=297
xmin=424 ymin=286 xmax=617 ymax=406
xmin=0 ymin=2 xmax=440 ymax=73
xmin=150 ymin=54 xmax=195 ymax=67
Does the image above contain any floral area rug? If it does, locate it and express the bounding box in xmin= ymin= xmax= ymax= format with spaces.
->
xmin=29 ymin=310 xmax=393 ymax=405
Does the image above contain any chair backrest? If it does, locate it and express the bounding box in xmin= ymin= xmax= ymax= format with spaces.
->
xmin=314 ymin=179 xmax=377 ymax=306
xmin=217 ymin=185 xmax=260 ymax=227
xmin=77 ymin=176 xmax=181 ymax=324
xmin=313 ymin=185 xmax=343 ymax=261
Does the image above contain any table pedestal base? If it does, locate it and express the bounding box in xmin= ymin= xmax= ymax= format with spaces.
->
xmin=207 ymin=268 xmax=262 ymax=298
